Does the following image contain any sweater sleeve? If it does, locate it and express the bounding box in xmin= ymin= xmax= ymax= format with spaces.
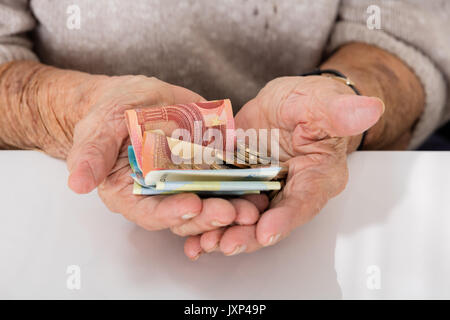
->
xmin=328 ymin=0 xmax=449 ymax=149
xmin=0 ymin=0 xmax=38 ymax=63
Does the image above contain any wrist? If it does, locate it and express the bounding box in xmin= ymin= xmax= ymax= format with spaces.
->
xmin=34 ymin=64 xmax=106 ymax=133
xmin=0 ymin=61 xmax=106 ymax=158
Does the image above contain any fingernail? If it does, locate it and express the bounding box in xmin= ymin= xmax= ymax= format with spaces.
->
xmin=211 ymin=220 xmax=228 ymax=227
xmin=205 ymin=243 xmax=219 ymax=253
xmin=190 ymin=252 xmax=201 ymax=261
xmin=226 ymin=245 xmax=247 ymax=256
xmin=376 ymin=97 xmax=386 ymax=115
xmin=264 ymin=233 xmax=281 ymax=247
xmin=182 ymin=212 xmax=198 ymax=220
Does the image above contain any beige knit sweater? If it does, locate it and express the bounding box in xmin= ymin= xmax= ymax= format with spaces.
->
xmin=1 ymin=0 xmax=448 ymax=148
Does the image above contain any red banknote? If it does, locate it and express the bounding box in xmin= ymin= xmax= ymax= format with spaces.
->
xmin=125 ymin=99 xmax=235 ymax=170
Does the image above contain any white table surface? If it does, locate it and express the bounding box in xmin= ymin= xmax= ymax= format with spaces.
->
xmin=0 ymin=150 xmax=449 ymax=299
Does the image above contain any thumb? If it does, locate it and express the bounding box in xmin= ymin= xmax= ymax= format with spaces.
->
xmin=325 ymin=94 xmax=385 ymax=137
xmin=67 ymin=120 xmax=122 ymax=194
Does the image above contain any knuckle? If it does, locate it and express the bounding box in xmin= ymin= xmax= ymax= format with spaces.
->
xmin=82 ymin=142 xmax=104 ymax=157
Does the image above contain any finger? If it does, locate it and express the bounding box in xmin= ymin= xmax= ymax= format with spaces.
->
xmin=285 ymin=92 xmax=384 ymax=143
xmin=219 ymin=225 xmax=262 ymax=256
xmin=240 ymin=194 xmax=270 ymax=213
xmin=130 ymin=193 xmax=202 ymax=230
xmin=67 ymin=119 xmax=124 ymax=194
xmin=170 ymin=198 xmax=236 ymax=236
xmin=230 ymin=198 xmax=260 ymax=225
xmin=255 ymin=155 xmax=337 ymax=247
xmin=254 ymin=167 xmax=327 ymax=247
xmin=138 ymin=193 xmax=203 ymax=229
xmin=255 ymin=206 xmax=299 ymax=247
xmin=199 ymin=228 xmax=225 ymax=253
xmin=169 ymin=84 xmax=206 ymax=104
xmin=99 ymin=180 xmax=203 ymax=230
xmin=184 ymin=235 xmax=202 ymax=261
xmin=326 ymin=94 xmax=385 ymax=137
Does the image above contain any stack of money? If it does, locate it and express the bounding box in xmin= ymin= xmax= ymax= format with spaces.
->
xmin=125 ymin=99 xmax=287 ymax=196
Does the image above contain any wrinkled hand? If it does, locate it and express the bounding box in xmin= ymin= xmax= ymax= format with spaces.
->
xmin=184 ymin=76 xmax=384 ymax=258
xmin=67 ymin=76 xmax=264 ymax=235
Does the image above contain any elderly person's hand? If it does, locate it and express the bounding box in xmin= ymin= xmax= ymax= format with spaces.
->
xmin=0 ymin=61 xmax=262 ymax=236
xmin=183 ymin=42 xmax=425 ymax=259
xmin=183 ymin=75 xmax=384 ymax=257
xmin=68 ymin=75 xmax=266 ymax=234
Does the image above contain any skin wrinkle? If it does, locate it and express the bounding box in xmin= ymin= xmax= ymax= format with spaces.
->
xmin=34 ymin=80 xmax=56 ymax=153
xmin=280 ymin=79 xmax=355 ymax=157
xmin=0 ymin=61 xmax=102 ymax=158
xmin=43 ymin=77 xmax=73 ymax=148
xmin=7 ymin=65 xmax=26 ymax=146
xmin=1 ymin=64 xmax=22 ymax=147
xmin=4 ymin=63 xmax=41 ymax=149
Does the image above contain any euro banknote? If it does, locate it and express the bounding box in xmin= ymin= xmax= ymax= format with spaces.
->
xmin=125 ymin=99 xmax=234 ymax=170
xmin=125 ymin=99 xmax=286 ymax=196
xmin=128 ymin=145 xmax=284 ymax=195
